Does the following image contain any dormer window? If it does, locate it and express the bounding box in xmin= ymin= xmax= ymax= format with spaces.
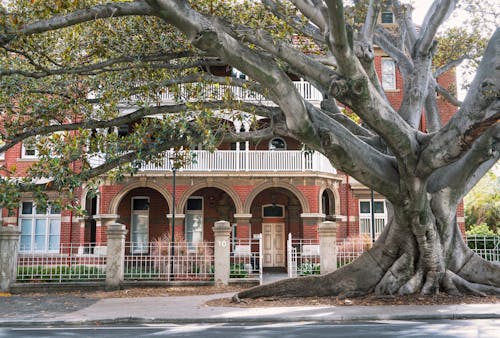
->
xmin=381 ymin=11 xmax=394 ymax=24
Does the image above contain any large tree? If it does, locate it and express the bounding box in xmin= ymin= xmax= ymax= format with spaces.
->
xmin=0 ymin=0 xmax=499 ymax=297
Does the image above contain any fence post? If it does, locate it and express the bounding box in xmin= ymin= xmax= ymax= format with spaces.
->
xmin=212 ymin=220 xmax=231 ymax=286
xmin=318 ymin=221 xmax=337 ymax=274
xmin=0 ymin=225 xmax=21 ymax=292
xmin=105 ymin=223 xmax=127 ymax=291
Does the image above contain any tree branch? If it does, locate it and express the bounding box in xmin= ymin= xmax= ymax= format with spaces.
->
xmin=415 ymin=0 xmax=457 ymax=56
xmin=1 ymin=1 xmax=155 ymax=47
xmin=417 ymin=28 xmax=500 ymax=175
xmin=289 ymin=0 xmax=328 ymax=33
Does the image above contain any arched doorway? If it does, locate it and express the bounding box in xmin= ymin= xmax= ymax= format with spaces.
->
xmin=183 ymin=187 xmax=236 ymax=246
xmin=249 ymin=187 xmax=303 ymax=268
xmin=116 ymin=187 xmax=169 ymax=253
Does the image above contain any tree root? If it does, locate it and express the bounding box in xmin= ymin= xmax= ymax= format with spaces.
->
xmin=232 ymin=241 xmax=500 ymax=300
xmin=234 ymin=244 xmax=395 ymax=300
xmin=444 ymin=270 xmax=500 ymax=296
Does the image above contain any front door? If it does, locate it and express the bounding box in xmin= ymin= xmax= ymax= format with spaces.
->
xmin=131 ymin=197 xmax=149 ymax=254
xmin=262 ymin=223 xmax=285 ymax=267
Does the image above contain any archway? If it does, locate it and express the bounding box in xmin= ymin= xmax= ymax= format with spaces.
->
xmin=182 ymin=187 xmax=237 ymax=244
xmin=248 ymin=187 xmax=304 ymax=269
xmin=116 ymin=187 xmax=169 ymax=253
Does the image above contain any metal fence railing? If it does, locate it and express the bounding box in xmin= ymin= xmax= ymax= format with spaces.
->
xmin=17 ymin=243 xmax=106 ymax=282
xmin=466 ymin=235 xmax=500 ymax=263
xmin=287 ymin=235 xmax=373 ymax=277
xmin=124 ymin=241 xmax=214 ymax=281
xmin=287 ymin=234 xmax=320 ymax=278
xmin=230 ymin=236 xmax=263 ymax=284
xmin=336 ymin=236 xmax=373 ymax=267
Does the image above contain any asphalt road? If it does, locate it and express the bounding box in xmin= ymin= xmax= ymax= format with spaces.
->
xmin=1 ymin=319 xmax=499 ymax=338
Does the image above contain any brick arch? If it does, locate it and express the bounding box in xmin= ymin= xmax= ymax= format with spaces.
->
xmin=177 ymin=182 xmax=243 ymax=214
xmin=108 ymin=181 xmax=172 ymax=215
xmin=243 ymin=181 xmax=310 ymax=214
xmin=319 ymin=184 xmax=341 ymax=215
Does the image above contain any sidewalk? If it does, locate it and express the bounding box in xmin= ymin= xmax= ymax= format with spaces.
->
xmin=1 ymin=291 xmax=499 ymax=326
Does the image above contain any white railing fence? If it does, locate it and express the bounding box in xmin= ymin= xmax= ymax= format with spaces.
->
xmin=287 ymin=234 xmax=320 ymax=278
xmin=89 ymin=150 xmax=336 ymax=174
xmin=230 ymin=236 xmax=263 ymax=284
xmin=466 ymin=235 xmax=500 ymax=263
xmin=336 ymin=236 xmax=373 ymax=267
xmin=126 ymin=80 xmax=322 ymax=105
xmin=287 ymin=234 xmax=373 ymax=277
xmin=17 ymin=243 xmax=106 ymax=282
xmin=124 ymin=241 xmax=214 ymax=281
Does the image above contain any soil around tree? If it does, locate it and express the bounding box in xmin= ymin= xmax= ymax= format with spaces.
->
xmin=10 ymin=285 xmax=500 ymax=307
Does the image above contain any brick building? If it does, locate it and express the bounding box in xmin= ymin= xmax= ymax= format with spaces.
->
xmin=0 ymin=49 xmax=464 ymax=270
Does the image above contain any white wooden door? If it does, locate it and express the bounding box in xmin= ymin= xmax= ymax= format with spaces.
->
xmin=262 ymin=223 xmax=285 ymax=267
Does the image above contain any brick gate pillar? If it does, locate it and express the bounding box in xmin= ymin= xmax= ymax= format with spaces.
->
xmin=105 ymin=223 xmax=127 ymax=291
xmin=212 ymin=220 xmax=231 ymax=286
xmin=318 ymin=220 xmax=337 ymax=274
xmin=0 ymin=225 xmax=21 ymax=292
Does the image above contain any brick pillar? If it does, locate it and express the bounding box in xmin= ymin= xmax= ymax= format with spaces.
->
xmin=0 ymin=225 xmax=21 ymax=292
xmin=94 ymin=214 xmax=119 ymax=244
xmin=300 ymin=213 xmax=325 ymax=239
xmin=105 ymin=223 xmax=127 ymax=291
xmin=234 ymin=213 xmax=252 ymax=239
xmin=318 ymin=221 xmax=337 ymax=274
xmin=167 ymin=213 xmax=185 ymax=241
xmin=212 ymin=220 xmax=231 ymax=286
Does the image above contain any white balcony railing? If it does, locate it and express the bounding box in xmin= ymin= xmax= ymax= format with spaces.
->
xmin=126 ymin=80 xmax=322 ymax=105
xmin=89 ymin=150 xmax=336 ymax=174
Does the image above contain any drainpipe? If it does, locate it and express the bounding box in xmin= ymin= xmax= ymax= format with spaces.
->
xmin=346 ymin=175 xmax=350 ymax=237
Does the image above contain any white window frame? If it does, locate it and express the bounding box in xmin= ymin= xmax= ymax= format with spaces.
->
xmin=131 ymin=196 xmax=150 ymax=254
xmin=381 ymin=11 xmax=394 ymax=24
xmin=359 ymin=199 xmax=387 ymax=239
xmin=381 ymin=58 xmax=396 ymax=91
xmin=21 ymin=140 xmax=39 ymax=159
xmin=185 ymin=196 xmax=203 ymax=249
xmin=0 ymin=140 xmax=4 ymax=160
xmin=19 ymin=201 xmax=61 ymax=253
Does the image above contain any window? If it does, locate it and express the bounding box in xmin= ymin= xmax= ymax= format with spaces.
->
xmin=359 ymin=200 xmax=387 ymax=238
xmin=230 ymin=142 xmax=246 ymax=151
xmin=131 ymin=197 xmax=149 ymax=254
xmin=21 ymin=139 xmax=39 ymax=159
xmin=381 ymin=58 xmax=396 ymax=90
xmin=231 ymin=67 xmax=246 ymax=79
xmin=269 ymin=137 xmax=287 ymax=150
xmin=263 ymin=204 xmax=284 ymax=218
xmin=186 ymin=197 xmax=203 ymax=249
xmin=381 ymin=11 xmax=394 ymax=24
xmin=19 ymin=201 xmax=61 ymax=252
xmin=0 ymin=140 xmax=4 ymax=160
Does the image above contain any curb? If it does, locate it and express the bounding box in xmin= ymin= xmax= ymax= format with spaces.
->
xmin=1 ymin=312 xmax=499 ymax=327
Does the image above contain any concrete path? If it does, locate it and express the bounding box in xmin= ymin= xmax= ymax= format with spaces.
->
xmin=1 ymin=292 xmax=499 ymax=326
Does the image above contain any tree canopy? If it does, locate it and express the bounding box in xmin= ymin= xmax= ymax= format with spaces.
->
xmin=0 ymin=0 xmax=499 ymax=297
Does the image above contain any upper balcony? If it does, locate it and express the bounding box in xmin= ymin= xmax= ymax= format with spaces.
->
xmin=123 ymin=80 xmax=323 ymax=107
xmin=89 ymin=150 xmax=336 ymax=176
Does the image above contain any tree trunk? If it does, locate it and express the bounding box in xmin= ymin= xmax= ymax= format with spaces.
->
xmin=234 ymin=193 xmax=500 ymax=301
